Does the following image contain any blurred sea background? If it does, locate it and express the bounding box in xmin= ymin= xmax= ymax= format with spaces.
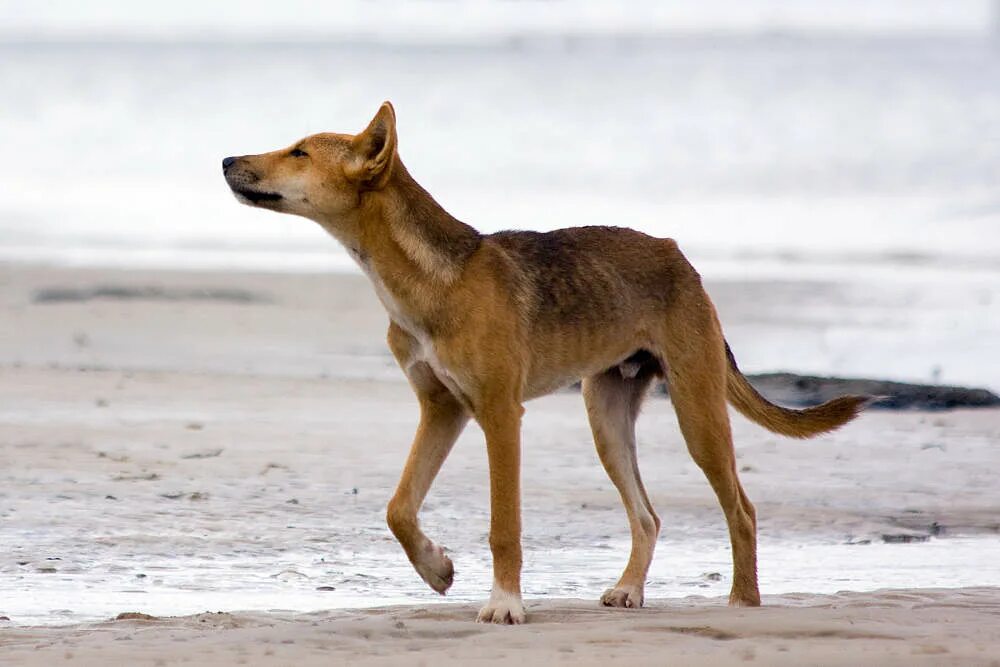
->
xmin=2 ymin=0 xmax=999 ymax=390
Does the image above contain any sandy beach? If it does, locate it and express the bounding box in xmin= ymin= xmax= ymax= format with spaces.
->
xmin=2 ymin=263 xmax=999 ymax=665
xmin=2 ymin=589 xmax=999 ymax=666
xmin=5 ymin=7 xmax=1000 ymax=661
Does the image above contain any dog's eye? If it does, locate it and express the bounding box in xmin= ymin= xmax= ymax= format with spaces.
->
xmin=290 ymin=148 xmax=308 ymax=158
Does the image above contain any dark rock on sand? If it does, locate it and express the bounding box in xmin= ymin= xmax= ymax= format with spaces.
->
xmin=744 ymin=373 xmax=1000 ymax=411
xmin=573 ymin=373 xmax=999 ymax=411
xmin=114 ymin=612 xmax=158 ymax=621
xmin=882 ymin=534 xmax=931 ymax=544
xmin=33 ymin=285 xmax=269 ymax=305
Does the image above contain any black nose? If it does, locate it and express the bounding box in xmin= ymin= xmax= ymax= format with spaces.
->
xmin=222 ymin=156 xmax=237 ymax=171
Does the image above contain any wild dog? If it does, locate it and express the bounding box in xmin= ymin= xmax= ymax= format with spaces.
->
xmin=223 ymin=102 xmax=866 ymax=624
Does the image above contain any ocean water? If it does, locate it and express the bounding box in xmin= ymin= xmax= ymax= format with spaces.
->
xmin=3 ymin=26 xmax=999 ymax=257
xmin=1 ymin=21 xmax=999 ymax=388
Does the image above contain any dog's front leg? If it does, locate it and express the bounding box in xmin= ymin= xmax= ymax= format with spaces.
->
xmin=475 ymin=400 xmax=526 ymax=624
xmin=386 ymin=325 xmax=471 ymax=593
xmin=386 ymin=385 xmax=468 ymax=594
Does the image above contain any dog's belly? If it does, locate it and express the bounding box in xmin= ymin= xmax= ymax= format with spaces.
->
xmin=523 ymin=348 xmax=658 ymax=400
xmin=522 ymin=373 xmax=581 ymax=400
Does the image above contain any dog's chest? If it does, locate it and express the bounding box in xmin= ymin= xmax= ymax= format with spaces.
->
xmin=352 ymin=250 xmax=469 ymax=404
xmin=402 ymin=327 xmax=470 ymax=408
xmin=349 ymin=248 xmax=419 ymax=330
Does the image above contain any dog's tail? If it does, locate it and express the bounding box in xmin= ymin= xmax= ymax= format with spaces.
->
xmin=724 ymin=341 xmax=867 ymax=438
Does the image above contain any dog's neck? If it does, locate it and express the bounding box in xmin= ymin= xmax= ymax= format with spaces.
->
xmin=352 ymin=159 xmax=482 ymax=327
xmin=372 ymin=160 xmax=481 ymax=283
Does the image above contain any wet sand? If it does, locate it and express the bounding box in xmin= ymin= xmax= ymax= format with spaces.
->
xmin=1 ymin=263 xmax=999 ymax=665
xmin=3 ymin=589 xmax=1000 ymax=666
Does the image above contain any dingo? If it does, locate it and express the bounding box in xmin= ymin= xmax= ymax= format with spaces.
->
xmin=223 ymin=103 xmax=865 ymax=624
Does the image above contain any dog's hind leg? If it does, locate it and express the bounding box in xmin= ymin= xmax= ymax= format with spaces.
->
xmin=656 ymin=298 xmax=761 ymax=607
xmin=582 ymin=363 xmax=660 ymax=609
xmin=386 ymin=325 xmax=470 ymax=595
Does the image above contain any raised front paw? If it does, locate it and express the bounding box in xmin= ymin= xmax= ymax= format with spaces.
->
xmin=600 ymin=584 xmax=644 ymax=609
xmin=413 ymin=541 xmax=454 ymax=594
xmin=476 ymin=590 xmax=526 ymax=625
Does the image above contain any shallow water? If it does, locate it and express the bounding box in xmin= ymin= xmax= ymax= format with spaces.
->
xmin=5 ymin=536 xmax=999 ymax=626
xmin=0 ymin=524 xmax=1000 ymax=625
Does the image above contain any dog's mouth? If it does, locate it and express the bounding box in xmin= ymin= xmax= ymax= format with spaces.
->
xmin=232 ymin=187 xmax=283 ymax=204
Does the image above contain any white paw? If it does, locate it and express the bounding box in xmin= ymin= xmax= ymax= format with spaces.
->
xmin=728 ymin=592 xmax=761 ymax=608
xmin=476 ymin=587 xmax=526 ymax=625
xmin=413 ymin=541 xmax=454 ymax=594
xmin=600 ymin=585 xmax=644 ymax=609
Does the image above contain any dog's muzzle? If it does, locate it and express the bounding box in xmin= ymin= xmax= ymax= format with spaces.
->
xmin=223 ymin=156 xmax=283 ymax=204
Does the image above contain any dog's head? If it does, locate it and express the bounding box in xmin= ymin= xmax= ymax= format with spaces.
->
xmin=223 ymin=102 xmax=398 ymax=226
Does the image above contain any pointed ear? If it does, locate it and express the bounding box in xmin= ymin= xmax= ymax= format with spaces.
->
xmin=349 ymin=101 xmax=397 ymax=189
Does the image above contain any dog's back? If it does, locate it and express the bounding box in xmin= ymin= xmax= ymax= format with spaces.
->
xmin=486 ymin=226 xmax=697 ymax=329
